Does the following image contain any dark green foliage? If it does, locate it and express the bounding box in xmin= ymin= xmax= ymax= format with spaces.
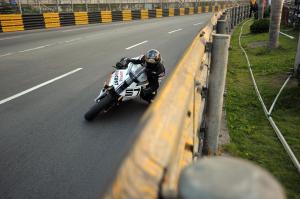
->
xmin=250 ymin=19 xmax=270 ymax=33
xmin=264 ymin=6 xmax=271 ymax=18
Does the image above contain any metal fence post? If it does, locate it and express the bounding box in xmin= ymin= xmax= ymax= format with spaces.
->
xmin=179 ymin=157 xmax=286 ymax=199
xmin=294 ymin=33 xmax=300 ymax=76
xmin=205 ymin=34 xmax=230 ymax=155
xmin=71 ymin=0 xmax=74 ymax=12
xmin=85 ymin=0 xmax=88 ymax=12
xmin=38 ymin=0 xmax=42 ymax=14
xmin=56 ymin=0 xmax=59 ymax=12
xmin=217 ymin=19 xmax=227 ymax=34
xmin=231 ymin=7 xmax=234 ymax=29
xmin=18 ymin=0 xmax=22 ymax=14
xmin=237 ymin=6 xmax=241 ymax=24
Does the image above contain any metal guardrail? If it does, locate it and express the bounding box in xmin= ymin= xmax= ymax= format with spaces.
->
xmin=0 ymin=1 xmax=232 ymax=14
xmin=0 ymin=3 xmax=231 ymax=33
xmin=102 ymin=4 xmax=254 ymax=199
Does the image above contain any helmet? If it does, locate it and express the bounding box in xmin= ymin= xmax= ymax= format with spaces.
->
xmin=145 ymin=49 xmax=161 ymax=65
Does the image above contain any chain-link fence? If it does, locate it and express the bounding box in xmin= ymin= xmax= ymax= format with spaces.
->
xmin=0 ymin=0 xmax=231 ymax=14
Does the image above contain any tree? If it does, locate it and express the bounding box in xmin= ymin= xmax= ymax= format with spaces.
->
xmin=269 ymin=0 xmax=284 ymax=49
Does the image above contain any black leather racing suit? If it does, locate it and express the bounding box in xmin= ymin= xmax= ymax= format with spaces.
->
xmin=116 ymin=56 xmax=165 ymax=101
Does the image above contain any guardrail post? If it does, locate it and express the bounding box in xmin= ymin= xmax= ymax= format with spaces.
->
xmin=294 ymin=33 xmax=300 ymax=76
xmin=234 ymin=7 xmax=238 ymax=26
xmin=217 ymin=19 xmax=227 ymax=34
xmin=238 ymin=6 xmax=241 ymax=23
xmin=225 ymin=9 xmax=231 ymax=32
xmin=241 ymin=5 xmax=244 ymax=20
xmin=205 ymin=33 xmax=230 ymax=155
xmin=231 ymin=8 xmax=234 ymax=29
xmin=179 ymin=157 xmax=286 ymax=199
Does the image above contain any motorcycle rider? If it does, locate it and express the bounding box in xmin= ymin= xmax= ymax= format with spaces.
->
xmin=116 ymin=49 xmax=165 ymax=102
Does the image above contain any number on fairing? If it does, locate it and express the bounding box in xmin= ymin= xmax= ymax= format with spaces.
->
xmin=125 ymin=88 xmax=140 ymax=96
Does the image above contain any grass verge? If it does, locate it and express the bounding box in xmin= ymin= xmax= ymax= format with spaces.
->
xmin=225 ymin=21 xmax=300 ymax=199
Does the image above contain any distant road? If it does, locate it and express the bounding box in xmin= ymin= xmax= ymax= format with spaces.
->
xmin=0 ymin=13 xmax=212 ymax=199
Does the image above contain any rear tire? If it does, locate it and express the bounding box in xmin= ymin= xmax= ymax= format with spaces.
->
xmin=84 ymin=94 xmax=113 ymax=121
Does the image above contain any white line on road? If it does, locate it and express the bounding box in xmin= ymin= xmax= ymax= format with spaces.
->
xmin=62 ymin=28 xmax=90 ymax=32
xmin=125 ymin=40 xmax=148 ymax=50
xmin=193 ymin=22 xmax=203 ymax=26
xmin=279 ymin=31 xmax=295 ymax=39
xmin=19 ymin=44 xmax=51 ymax=53
xmin=0 ymin=36 xmax=23 ymax=41
xmin=168 ymin=29 xmax=183 ymax=34
xmin=0 ymin=68 xmax=83 ymax=105
xmin=64 ymin=37 xmax=82 ymax=43
xmin=0 ymin=53 xmax=12 ymax=58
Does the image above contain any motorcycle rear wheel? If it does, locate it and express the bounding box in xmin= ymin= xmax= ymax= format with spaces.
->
xmin=84 ymin=94 xmax=113 ymax=121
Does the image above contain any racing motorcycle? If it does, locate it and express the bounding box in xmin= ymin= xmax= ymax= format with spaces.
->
xmin=84 ymin=62 xmax=149 ymax=121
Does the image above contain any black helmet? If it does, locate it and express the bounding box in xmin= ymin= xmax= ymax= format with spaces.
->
xmin=145 ymin=49 xmax=161 ymax=65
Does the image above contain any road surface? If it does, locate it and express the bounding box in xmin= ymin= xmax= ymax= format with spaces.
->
xmin=0 ymin=13 xmax=212 ymax=199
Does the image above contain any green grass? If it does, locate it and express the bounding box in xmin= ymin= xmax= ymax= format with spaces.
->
xmin=225 ymin=21 xmax=300 ymax=199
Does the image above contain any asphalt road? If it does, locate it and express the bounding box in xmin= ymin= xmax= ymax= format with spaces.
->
xmin=0 ymin=13 xmax=212 ymax=199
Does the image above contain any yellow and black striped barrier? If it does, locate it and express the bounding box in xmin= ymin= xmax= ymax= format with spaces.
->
xmin=169 ymin=8 xmax=175 ymax=17
xmin=0 ymin=2 xmax=236 ymax=33
xmin=179 ymin=8 xmax=185 ymax=16
xmin=140 ymin=9 xmax=148 ymax=20
xmin=205 ymin=6 xmax=209 ymax=13
xmin=101 ymin=11 xmax=112 ymax=23
xmin=156 ymin=9 xmax=162 ymax=18
xmin=122 ymin=10 xmax=132 ymax=21
xmin=43 ymin=13 xmax=60 ymax=28
xmin=197 ymin=6 xmax=202 ymax=14
xmin=74 ymin=12 xmax=88 ymax=25
xmin=189 ymin=7 xmax=194 ymax=15
xmin=0 ymin=14 xmax=24 ymax=32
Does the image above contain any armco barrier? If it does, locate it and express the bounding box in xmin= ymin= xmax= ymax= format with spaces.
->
xmin=148 ymin=9 xmax=156 ymax=18
xmin=88 ymin=12 xmax=100 ymax=24
xmin=0 ymin=14 xmax=24 ymax=32
xmin=103 ymin=10 xmax=222 ymax=199
xmin=23 ymin=14 xmax=45 ymax=30
xmin=174 ymin=8 xmax=179 ymax=16
xmin=140 ymin=9 xmax=148 ymax=19
xmin=43 ymin=13 xmax=60 ymax=28
xmin=59 ymin=13 xmax=75 ymax=26
xmin=112 ymin=11 xmax=122 ymax=22
xmin=122 ymin=10 xmax=132 ymax=21
xmin=156 ymin=9 xmax=162 ymax=18
xmin=101 ymin=11 xmax=112 ymax=23
xmin=74 ymin=12 xmax=88 ymax=25
xmin=0 ymin=2 xmax=234 ymax=33
xmin=131 ymin=10 xmax=141 ymax=20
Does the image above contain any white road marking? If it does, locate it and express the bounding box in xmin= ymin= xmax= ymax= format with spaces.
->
xmin=0 ymin=36 xmax=23 ymax=41
xmin=64 ymin=37 xmax=82 ymax=43
xmin=62 ymin=28 xmax=90 ymax=32
xmin=279 ymin=31 xmax=295 ymax=39
xmin=125 ymin=40 xmax=148 ymax=50
xmin=19 ymin=44 xmax=51 ymax=53
xmin=168 ymin=28 xmax=183 ymax=34
xmin=193 ymin=22 xmax=203 ymax=26
xmin=0 ymin=68 xmax=83 ymax=105
xmin=0 ymin=53 xmax=12 ymax=58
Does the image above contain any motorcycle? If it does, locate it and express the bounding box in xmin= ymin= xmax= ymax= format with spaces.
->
xmin=84 ymin=62 xmax=149 ymax=121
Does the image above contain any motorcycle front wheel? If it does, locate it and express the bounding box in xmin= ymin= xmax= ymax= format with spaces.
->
xmin=84 ymin=94 xmax=113 ymax=121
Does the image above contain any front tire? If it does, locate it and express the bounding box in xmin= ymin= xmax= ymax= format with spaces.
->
xmin=84 ymin=94 xmax=113 ymax=121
